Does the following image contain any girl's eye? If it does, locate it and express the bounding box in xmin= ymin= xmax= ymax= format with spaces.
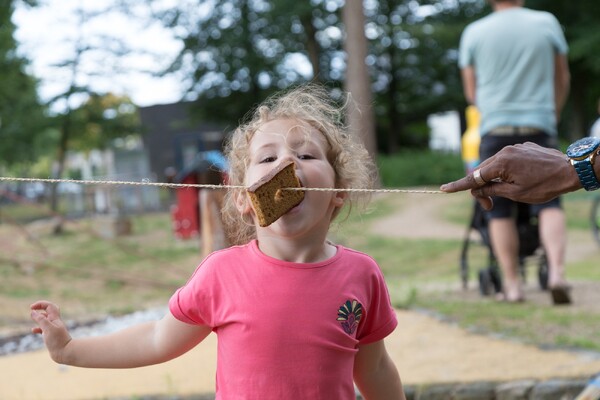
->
xmin=260 ymin=156 xmax=277 ymax=163
xmin=298 ymin=154 xmax=316 ymax=160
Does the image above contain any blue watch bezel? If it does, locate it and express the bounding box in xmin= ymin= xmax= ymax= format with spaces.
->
xmin=566 ymin=137 xmax=600 ymax=159
xmin=567 ymin=137 xmax=600 ymax=191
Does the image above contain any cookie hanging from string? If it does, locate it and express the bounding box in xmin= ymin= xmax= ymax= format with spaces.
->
xmin=247 ymin=161 xmax=305 ymax=227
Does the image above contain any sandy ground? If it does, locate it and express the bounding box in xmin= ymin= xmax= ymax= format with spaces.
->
xmin=2 ymin=191 xmax=600 ymax=399
xmin=3 ymin=308 xmax=600 ymax=400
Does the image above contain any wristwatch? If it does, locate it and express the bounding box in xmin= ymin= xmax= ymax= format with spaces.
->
xmin=566 ymin=137 xmax=600 ymax=191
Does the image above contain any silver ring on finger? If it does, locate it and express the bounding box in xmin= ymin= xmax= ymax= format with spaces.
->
xmin=473 ymin=168 xmax=487 ymax=187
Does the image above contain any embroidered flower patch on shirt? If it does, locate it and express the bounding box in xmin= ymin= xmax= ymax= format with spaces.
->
xmin=337 ymin=299 xmax=363 ymax=335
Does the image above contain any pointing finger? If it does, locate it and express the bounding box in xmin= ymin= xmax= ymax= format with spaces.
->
xmin=440 ymin=174 xmax=478 ymax=193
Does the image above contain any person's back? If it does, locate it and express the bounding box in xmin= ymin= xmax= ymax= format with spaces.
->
xmin=459 ymin=7 xmax=567 ymax=135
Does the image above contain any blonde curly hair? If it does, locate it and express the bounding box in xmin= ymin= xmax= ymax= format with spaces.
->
xmin=222 ymin=84 xmax=377 ymax=245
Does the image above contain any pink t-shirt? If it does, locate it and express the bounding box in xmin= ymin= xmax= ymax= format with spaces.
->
xmin=169 ymin=240 xmax=398 ymax=400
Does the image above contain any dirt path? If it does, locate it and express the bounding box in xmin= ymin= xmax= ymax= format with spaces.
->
xmin=371 ymin=191 xmax=466 ymax=239
xmin=2 ymin=192 xmax=600 ymax=399
xmin=371 ymin=191 xmax=598 ymax=264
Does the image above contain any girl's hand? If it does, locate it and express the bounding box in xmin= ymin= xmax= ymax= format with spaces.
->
xmin=30 ymin=301 xmax=73 ymax=363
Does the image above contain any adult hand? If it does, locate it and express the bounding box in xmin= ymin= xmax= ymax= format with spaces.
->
xmin=440 ymin=142 xmax=581 ymax=209
xmin=31 ymin=301 xmax=73 ymax=363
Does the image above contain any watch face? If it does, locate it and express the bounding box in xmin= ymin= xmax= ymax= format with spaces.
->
xmin=567 ymin=137 xmax=600 ymax=159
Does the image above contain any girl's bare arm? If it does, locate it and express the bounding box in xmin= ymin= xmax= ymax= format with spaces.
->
xmin=353 ymin=339 xmax=406 ymax=400
xmin=31 ymin=300 xmax=211 ymax=368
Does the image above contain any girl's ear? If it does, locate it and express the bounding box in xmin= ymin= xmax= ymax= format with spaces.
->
xmin=332 ymin=190 xmax=346 ymax=208
xmin=235 ymin=190 xmax=253 ymax=215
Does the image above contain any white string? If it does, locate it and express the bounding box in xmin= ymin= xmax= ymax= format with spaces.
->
xmin=0 ymin=176 xmax=445 ymax=194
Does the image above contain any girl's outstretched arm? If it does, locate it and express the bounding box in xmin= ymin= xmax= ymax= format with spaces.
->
xmin=30 ymin=300 xmax=211 ymax=368
xmin=353 ymin=339 xmax=406 ymax=400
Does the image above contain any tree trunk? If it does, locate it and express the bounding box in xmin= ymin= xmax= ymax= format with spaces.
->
xmin=386 ymin=43 xmax=400 ymax=154
xmin=342 ymin=0 xmax=378 ymax=166
xmin=300 ymin=15 xmax=321 ymax=82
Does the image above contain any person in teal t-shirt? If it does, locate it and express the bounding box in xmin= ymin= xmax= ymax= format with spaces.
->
xmin=458 ymin=0 xmax=571 ymax=304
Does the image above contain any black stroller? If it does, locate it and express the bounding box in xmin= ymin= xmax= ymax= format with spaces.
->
xmin=459 ymin=201 xmax=549 ymax=296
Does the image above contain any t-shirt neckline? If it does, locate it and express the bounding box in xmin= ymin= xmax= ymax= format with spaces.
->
xmin=249 ymin=239 xmax=342 ymax=269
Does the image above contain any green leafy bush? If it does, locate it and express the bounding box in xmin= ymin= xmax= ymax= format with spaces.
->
xmin=377 ymin=150 xmax=465 ymax=187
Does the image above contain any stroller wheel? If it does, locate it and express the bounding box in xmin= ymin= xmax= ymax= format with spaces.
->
xmin=591 ymin=195 xmax=600 ymax=246
xmin=478 ymin=268 xmax=493 ymax=296
xmin=479 ymin=267 xmax=503 ymax=297
xmin=490 ymin=267 xmax=503 ymax=294
xmin=538 ymin=254 xmax=549 ymax=291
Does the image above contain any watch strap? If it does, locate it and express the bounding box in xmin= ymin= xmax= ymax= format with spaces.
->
xmin=573 ymin=159 xmax=600 ymax=191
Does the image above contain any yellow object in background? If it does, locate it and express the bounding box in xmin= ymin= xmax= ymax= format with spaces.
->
xmin=461 ymin=105 xmax=481 ymax=173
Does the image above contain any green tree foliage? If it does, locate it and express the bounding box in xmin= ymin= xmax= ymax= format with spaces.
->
xmin=149 ymin=0 xmax=479 ymax=150
xmin=125 ymin=0 xmax=600 ymax=150
xmin=0 ymin=0 xmax=48 ymax=168
xmin=366 ymin=0 xmax=483 ymax=152
xmin=159 ymin=0 xmax=278 ymax=122
xmin=266 ymin=0 xmax=343 ymax=83
xmin=66 ymin=93 xmax=140 ymax=152
xmin=155 ymin=0 xmax=344 ymax=124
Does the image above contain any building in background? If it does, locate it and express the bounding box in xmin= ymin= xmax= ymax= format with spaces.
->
xmin=138 ymin=102 xmax=226 ymax=183
xmin=427 ymin=110 xmax=461 ymax=153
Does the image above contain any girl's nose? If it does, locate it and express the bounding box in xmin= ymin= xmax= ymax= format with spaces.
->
xmin=278 ymin=153 xmax=300 ymax=175
xmin=280 ymin=153 xmax=295 ymax=164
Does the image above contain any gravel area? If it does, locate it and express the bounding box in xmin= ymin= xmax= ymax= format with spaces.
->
xmin=0 ymin=307 xmax=168 ymax=356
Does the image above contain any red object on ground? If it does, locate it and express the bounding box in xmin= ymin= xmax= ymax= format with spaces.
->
xmin=171 ymin=175 xmax=200 ymax=240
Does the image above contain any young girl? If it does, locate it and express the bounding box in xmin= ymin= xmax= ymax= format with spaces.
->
xmin=30 ymin=84 xmax=405 ymax=400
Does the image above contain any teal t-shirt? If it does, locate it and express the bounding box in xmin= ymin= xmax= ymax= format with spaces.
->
xmin=458 ymin=7 xmax=568 ymax=136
